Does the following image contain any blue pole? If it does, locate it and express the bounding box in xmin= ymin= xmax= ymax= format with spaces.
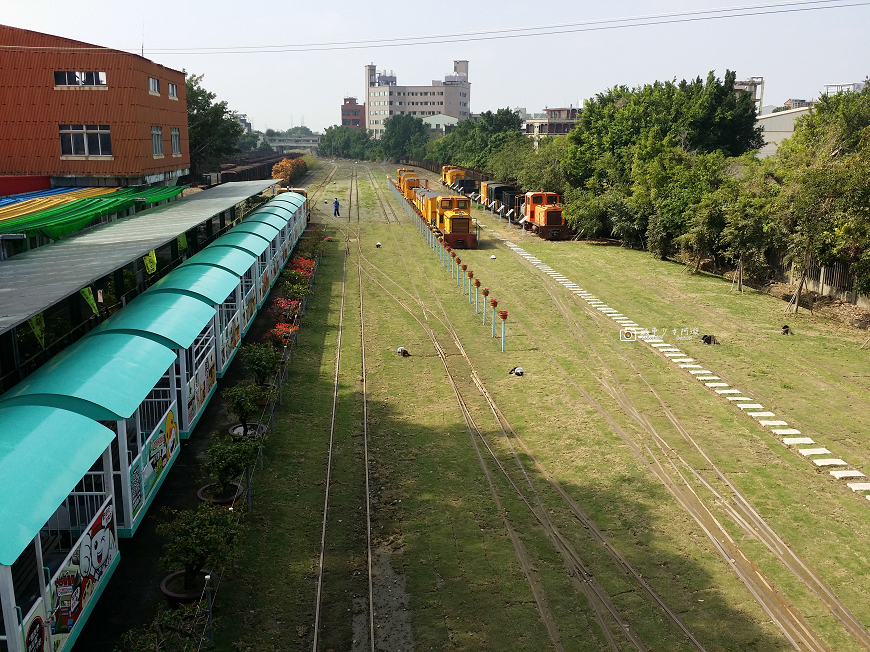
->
xmin=475 ymin=287 xmax=479 ymax=313
xmin=501 ymin=319 xmax=506 ymax=352
xmin=492 ymin=308 xmax=496 ymax=337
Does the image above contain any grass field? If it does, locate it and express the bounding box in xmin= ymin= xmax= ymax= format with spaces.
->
xmin=214 ymin=161 xmax=870 ymax=652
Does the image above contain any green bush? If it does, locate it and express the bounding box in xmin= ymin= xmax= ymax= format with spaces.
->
xmin=222 ymin=382 xmax=270 ymax=436
xmin=158 ymin=504 xmax=244 ymax=591
xmin=239 ymin=343 xmax=281 ymax=386
xmin=202 ymin=437 xmax=258 ymax=496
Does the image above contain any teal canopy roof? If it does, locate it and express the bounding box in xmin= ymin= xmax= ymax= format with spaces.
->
xmin=145 ymin=264 xmax=241 ymax=305
xmin=271 ymin=194 xmax=306 ymax=209
xmin=0 ymin=405 xmax=116 ymax=565
xmin=180 ymin=246 xmax=257 ymax=277
xmin=211 ymin=231 xmax=271 ymax=256
xmin=243 ymin=214 xmax=287 ymax=232
xmin=89 ymin=292 xmax=217 ymax=350
xmin=232 ymin=221 xmax=280 ymax=241
xmin=0 ymin=332 xmax=176 ymax=421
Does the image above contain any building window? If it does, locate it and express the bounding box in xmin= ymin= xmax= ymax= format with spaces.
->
xmin=54 ymin=71 xmax=107 ymax=87
xmin=149 ymin=77 xmax=160 ymax=94
xmin=58 ymin=124 xmax=112 ymax=156
xmin=171 ymin=127 xmax=181 ymax=155
xmin=168 ymin=83 xmax=178 ymax=98
xmin=152 ymin=126 xmax=164 ymax=156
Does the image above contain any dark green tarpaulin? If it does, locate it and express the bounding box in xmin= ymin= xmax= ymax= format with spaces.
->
xmin=0 ymin=186 xmax=185 ymax=239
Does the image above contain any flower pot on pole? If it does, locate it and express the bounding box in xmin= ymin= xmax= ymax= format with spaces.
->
xmin=474 ymin=279 xmax=481 ymax=313
xmin=490 ymin=298 xmax=498 ymax=337
xmin=499 ymin=310 xmax=508 ymax=351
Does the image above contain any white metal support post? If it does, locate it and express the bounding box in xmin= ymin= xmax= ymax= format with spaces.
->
xmin=115 ymin=418 xmax=133 ymax=530
xmin=0 ymin=564 xmax=23 ymax=652
xmin=103 ymin=445 xmax=119 ymax=541
xmin=32 ymin=535 xmax=53 ymax=651
xmin=178 ymin=349 xmax=189 ymax=432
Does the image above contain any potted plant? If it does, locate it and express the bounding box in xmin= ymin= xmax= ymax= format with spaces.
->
xmin=157 ymin=504 xmax=243 ymax=607
xmin=223 ymin=381 xmax=270 ymax=438
xmin=117 ymin=604 xmax=205 ymax=650
xmin=239 ymin=343 xmax=281 ymax=386
xmin=198 ymin=437 xmax=258 ymax=505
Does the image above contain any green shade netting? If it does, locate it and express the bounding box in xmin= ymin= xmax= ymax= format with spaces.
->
xmin=0 ymin=186 xmax=186 ymax=239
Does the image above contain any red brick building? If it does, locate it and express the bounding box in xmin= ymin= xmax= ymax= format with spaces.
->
xmin=340 ymin=97 xmax=364 ymax=129
xmin=0 ymin=25 xmax=190 ymax=187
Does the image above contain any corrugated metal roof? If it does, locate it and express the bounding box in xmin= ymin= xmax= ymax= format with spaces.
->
xmin=0 ymin=179 xmax=278 ymax=334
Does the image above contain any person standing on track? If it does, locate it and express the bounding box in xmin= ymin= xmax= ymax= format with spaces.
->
xmin=333 ymin=197 xmax=340 ymax=217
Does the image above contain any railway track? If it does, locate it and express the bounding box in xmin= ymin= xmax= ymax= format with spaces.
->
xmin=312 ymin=166 xmax=377 ymax=652
xmin=471 ymin=230 xmax=870 ymax=650
xmin=351 ymin=168 xmax=706 ymax=651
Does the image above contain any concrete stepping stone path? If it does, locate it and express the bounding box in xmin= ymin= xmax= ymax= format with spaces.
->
xmin=799 ymin=448 xmax=831 ymax=456
xmin=831 ymin=470 xmax=865 ymax=479
xmin=814 ymin=459 xmax=847 ymax=466
xmin=772 ymin=428 xmax=802 ymax=435
xmin=748 ymin=412 xmax=777 ymax=417
xmin=783 ymin=437 xmax=815 ymax=445
xmin=846 ymin=483 xmax=870 ymax=491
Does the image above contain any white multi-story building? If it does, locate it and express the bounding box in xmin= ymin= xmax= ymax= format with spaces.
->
xmin=823 ymin=82 xmax=866 ymax=96
xmin=364 ymin=60 xmax=471 ymax=137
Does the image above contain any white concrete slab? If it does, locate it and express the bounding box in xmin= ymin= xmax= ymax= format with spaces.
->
xmin=689 ymin=370 xmax=714 ymax=375
xmin=846 ymin=483 xmax=870 ymax=491
xmin=697 ymin=376 xmax=721 ymax=381
xmin=727 ymin=396 xmax=754 ymax=401
xmin=813 ymin=459 xmax=847 ymax=466
xmin=716 ymin=389 xmax=741 ymax=394
xmin=682 ymin=364 xmax=704 ymax=369
xmin=737 ymin=404 xmax=764 ymax=410
xmin=748 ymin=412 xmax=777 ymax=417
xmin=830 ymin=470 xmax=865 ymax=479
xmin=673 ymin=358 xmax=695 ymax=363
xmin=705 ymin=382 xmax=729 ymax=387
xmin=772 ymin=428 xmax=802 ymax=435
xmin=759 ymin=420 xmax=789 ymax=426
xmin=783 ymin=437 xmax=815 ymax=445
xmin=799 ymin=448 xmax=831 ymax=456
xmin=663 ymin=352 xmax=684 ymax=357
xmin=660 ymin=348 xmax=681 ymax=352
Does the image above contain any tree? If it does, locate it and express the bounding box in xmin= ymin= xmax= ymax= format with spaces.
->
xmin=158 ymin=504 xmax=244 ymax=591
xmin=257 ymin=140 xmax=273 ymax=152
xmin=202 ymin=437 xmax=258 ymax=497
xmin=222 ymin=382 xmax=269 ymax=437
xmin=272 ymin=157 xmax=307 ymax=185
xmin=237 ymin=131 xmax=261 ymax=152
xmin=319 ymin=125 xmax=375 ymax=159
xmin=379 ymin=114 xmax=428 ymax=160
xmin=185 ymin=73 xmax=244 ymax=175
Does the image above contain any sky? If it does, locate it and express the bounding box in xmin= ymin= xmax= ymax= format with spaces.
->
xmin=4 ymin=0 xmax=869 ymax=133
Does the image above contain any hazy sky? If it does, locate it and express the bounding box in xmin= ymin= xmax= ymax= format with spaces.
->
xmin=4 ymin=0 xmax=869 ymax=133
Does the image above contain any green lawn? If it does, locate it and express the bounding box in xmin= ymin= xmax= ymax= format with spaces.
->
xmin=214 ymin=162 xmax=870 ymax=652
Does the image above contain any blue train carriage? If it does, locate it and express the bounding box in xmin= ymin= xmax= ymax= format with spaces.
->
xmin=0 ymin=406 xmax=120 ymax=652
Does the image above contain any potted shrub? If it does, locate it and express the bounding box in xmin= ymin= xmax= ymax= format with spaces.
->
xmin=239 ymin=343 xmax=281 ymax=386
xmin=281 ymin=281 xmax=313 ymax=301
xmin=157 ymin=504 xmax=243 ymax=607
xmin=222 ymin=381 xmax=270 ymax=438
xmin=198 ymin=437 xmax=258 ymax=505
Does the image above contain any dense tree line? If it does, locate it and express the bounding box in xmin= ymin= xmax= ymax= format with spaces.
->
xmin=425 ymin=70 xmax=870 ymax=295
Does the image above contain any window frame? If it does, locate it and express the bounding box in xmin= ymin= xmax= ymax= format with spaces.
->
xmin=151 ymin=125 xmax=164 ymax=157
xmin=58 ymin=124 xmax=112 ymax=158
xmin=168 ymin=82 xmax=178 ymax=99
xmin=148 ymin=77 xmax=160 ymax=95
xmin=170 ymin=127 xmax=181 ymax=156
xmin=54 ymin=71 xmax=107 ymax=87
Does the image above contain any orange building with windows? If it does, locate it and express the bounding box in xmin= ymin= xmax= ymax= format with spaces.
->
xmin=0 ymin=25 xmax=190 ymax=187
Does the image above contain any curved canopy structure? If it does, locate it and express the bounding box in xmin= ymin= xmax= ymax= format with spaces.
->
xmin=243 ymin=213 xmax=287 ymax=233
xmin=89 ymin=292 xmax=217 ymax=349
xmin=0 ymin=332 xmax=176 ymax=421
xmin=180 ymin=246 xmax=257 ymax=277
xmin=232 ymin=221 xmax=281 ymax=241
xmin=210 ymin=231 xmax=271 ymax=257
xmin=0 ymin=405 xmax=116 ymax=565
xmin=145 ymin=264 xmax=241 ymax=305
